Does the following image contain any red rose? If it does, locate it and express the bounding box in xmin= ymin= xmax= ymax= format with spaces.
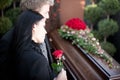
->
xmin=52 ymin=50 xmax=63 ymax=59
xmin=52 ymin=50 xmax=64 ymax=73
xmin=65 ymin=18 xmax=86 ymax=30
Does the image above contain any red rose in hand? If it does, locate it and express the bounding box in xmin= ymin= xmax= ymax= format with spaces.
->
xmin=52 ymin=50 xmax=64 ymax=74
xmin=52 ymin=50 xmax=63 ymax=59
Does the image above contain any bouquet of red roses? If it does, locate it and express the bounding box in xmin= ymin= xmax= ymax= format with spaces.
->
xmin=51 ymin=50 xmax=64 ymax=74
xmin=65 ymin=18 xmax=86 ymax=30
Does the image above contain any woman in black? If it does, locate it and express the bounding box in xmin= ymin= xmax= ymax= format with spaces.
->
xmin=8 ymin=10 xmax=67 ymax=80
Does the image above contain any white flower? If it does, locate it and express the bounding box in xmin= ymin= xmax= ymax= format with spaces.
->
xmin=62 ymin=29 xmax=66 ymax=32
xmin=71 ymin=31 xmax=75 ymax=34
xmin=67 ymin=31 xmax=70 ymax=34
xmin=92 ymin=38 xmax=96 ymax=41
xmin=92 ymin=44 xmax=96 ymax=47
xmin=96 ymin=42 xmax=100 ymax=45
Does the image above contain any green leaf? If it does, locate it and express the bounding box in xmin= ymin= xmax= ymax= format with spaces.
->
xmin=51 ymin=62 xmax=63 ymax=74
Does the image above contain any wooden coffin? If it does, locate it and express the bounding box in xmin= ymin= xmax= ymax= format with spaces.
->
xmin=48 ymin=29 xmax=120 ymax=80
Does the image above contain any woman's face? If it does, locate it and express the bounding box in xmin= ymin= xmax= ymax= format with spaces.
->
xmin=32 ymin=18 xmax=47 ymax=43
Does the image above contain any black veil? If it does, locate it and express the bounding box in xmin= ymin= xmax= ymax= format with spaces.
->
xmin=6 ymin=10 xmax=44 ymax=79
xmin=11 ymin=10 xmax=43 ymax=54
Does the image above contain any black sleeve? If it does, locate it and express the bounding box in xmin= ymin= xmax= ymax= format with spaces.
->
xmin=30 ymin=56 xmax=53 ymax=80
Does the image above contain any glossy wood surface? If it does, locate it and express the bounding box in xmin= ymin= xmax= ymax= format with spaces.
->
xmin=48 ymin=29 xmax=120 ymax=80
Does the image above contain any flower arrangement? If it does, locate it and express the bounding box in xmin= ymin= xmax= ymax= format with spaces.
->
xmin=58 ymin=18 xmax=113 ymax=68
xmin=51 ymin=50 xmax=64 ymax=74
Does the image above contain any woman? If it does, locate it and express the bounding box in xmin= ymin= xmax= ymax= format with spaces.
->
xmin=8 ymin=10 xmax=67 ymax=80
xmin=20 ymin=0 xmax=54 ymax=18
xmin=0 ymin=0 xmax=67 ymax=80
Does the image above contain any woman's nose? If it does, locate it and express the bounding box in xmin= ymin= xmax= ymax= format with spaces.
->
xmin=45 ymin=13 xmax=49 ymax=19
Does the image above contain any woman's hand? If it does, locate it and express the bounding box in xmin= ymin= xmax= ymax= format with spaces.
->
xmin=54 ymin=68 xmax=67 ymax=80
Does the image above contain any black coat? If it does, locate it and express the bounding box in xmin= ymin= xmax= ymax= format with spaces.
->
xmin=0 ymin=29 xmax=55 ymax=80
xmin=0 ymin=28 xmax=13 ymax=80
xmin=16 ymin=41 xmax=54 ymax=80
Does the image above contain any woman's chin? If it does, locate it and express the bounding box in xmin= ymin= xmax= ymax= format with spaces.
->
xmin=39 ymin=39 xmax=45 ymax=43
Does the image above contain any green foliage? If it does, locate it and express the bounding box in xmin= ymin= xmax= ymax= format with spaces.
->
xmin=0 ymin=0 xmax=13 ymax=10
xmin=84 ymin=4 xmax=104 ymax=25
xmin=73 ymin=37 xmax=97 ymax=54
xmin=84 ymin=0 xmax=119 ymax=67
xmin=5 ymin=7 xmax=21 ymax=23
xmin=91 ymin=30 xmax=103 ymax=41
xmin=59 ymin=26 xmax=113 ymax=68
xmin=51 ymin=60 xmax=63 ymax=74
xmin=58 ymin=29 xmax=77 ymax=40
xmin=101 ymin=41 xmax=116 ymax=56
xmin=98 ymin=0 xmax=120 ymax=16
xmin=72 ymin=37 xmax=85 ymax=46
xmin=95 ymin=0 xmax=101 ymax=3
xmin=13 ymin=0 xmax=20 ymax=2
xmin=0 ymin=17 xmax=12 ymax=34
xmin=59 ymin=28 xmax=98 ymax=54
xmin=98 ymin=19 xmax=119 ymax=38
